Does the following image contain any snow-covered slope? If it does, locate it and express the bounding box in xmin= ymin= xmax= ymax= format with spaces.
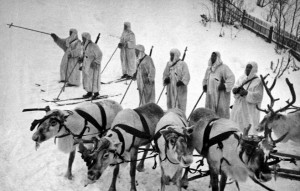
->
xmin=0 ymin=0 xmax=300 ymax=190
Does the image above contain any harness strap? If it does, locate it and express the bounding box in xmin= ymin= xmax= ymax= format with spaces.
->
xmin=95 ymin=102 xmax=107 ymax=131
xmin=153 ymin=125 xmax=170 ymax=152
xmin=75 ymin=109 xmax=104 ymax=133
xmin=207 ymin=131 xmax=238 ymax=150
xmin=134 ymin=109 xmax=150 ymax=136
xmin=78 ymin=118 xmax=89 ymax=138
xmin=113 ymin=124 xmax=151 ymax=139
xmin=111 ymin=128 xmax=125 ymax=155
xmin=111 ymin=111 xmax=151 ymax=156
xmin=201 ymin=118 xmax=219 ymax=155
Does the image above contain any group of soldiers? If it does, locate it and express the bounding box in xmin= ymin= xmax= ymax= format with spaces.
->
xmin=51 ymin=29 xmax=102 ymax=99
xmin=51 ymin=22 xmax=264 ymax=134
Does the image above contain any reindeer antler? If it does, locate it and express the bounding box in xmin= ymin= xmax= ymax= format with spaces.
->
xmin=257 ymin=75 xmax=280 ymax=114
xmin=273 ymin=78 xmax=296 ymax=114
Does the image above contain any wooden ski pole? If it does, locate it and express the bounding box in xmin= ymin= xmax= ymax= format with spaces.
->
xmin=55 ymin=61 xmax=79 ymax=100
xmin=187 ymin=91 xmax=205 ymax=121
xmin=7 ymin=23 xmax=51 ymax=35
xmin=120 ymin=79 xmax=133 ymax=104
xmin=101 ymin=46 xmax=118 ymax=74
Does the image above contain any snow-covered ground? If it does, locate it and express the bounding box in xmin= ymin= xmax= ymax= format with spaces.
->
xmin=0 ymin=0 xmax=300 ymax=190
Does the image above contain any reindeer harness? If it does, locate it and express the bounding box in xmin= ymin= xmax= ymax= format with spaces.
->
xmin=200 ymin=118 xmax=241 ymax=171
xmin=30 ymin=102 xmax=107 ymax=140
xmin=74 ymin=102 xmax=107 ymax=138
xmin=109 ymin=109 xmax=151 ymax=162
xmin=152 ymin=116 xmax=188 ymax=165
xmin=201 ymin=118 xmax=238 ymax=156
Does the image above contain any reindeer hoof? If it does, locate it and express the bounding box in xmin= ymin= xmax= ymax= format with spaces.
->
xmin=181 ymin=182 xmax=188 ymax=189
xmin=136 ymin=164 xmax=145 ymax=172
xmin=64 ymin=172 xmax=73 ymax=180
xmin=181 ymin=178 xmax=189 ymax=189
xmin=108 ymin=187 xmax=116 ymax=191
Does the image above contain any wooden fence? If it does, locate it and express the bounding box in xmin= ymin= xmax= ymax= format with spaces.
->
xmin=219 ymin=0 xmax=300 ymax=57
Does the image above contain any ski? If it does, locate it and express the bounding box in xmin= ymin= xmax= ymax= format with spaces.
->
xmin=102 ymin=77 xmax=130 ymax=84
xmin=55 ymin=93 xmax=122 ymax=106
xmin=42 ymin=96 xmax=88 ymax=103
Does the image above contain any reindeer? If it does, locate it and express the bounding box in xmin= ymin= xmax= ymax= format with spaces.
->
xmin=78 ymin=102 xmax=164 ymax=191
xmin=153 ymin=108 xmax=193 ymax=191
xmin=256 ymin=75 xmax=300 ymax=143
xmin=189 ymin=107 xmax=273 ymax=191
xmin=28 ymin=99 xmax=123 ymax=179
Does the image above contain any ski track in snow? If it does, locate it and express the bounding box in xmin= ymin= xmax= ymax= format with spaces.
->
xmin=1 ymin=0 xmax=300 ymax=190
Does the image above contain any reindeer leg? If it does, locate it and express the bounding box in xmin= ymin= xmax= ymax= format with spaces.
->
xmin=181 ymin=167 xmax=189 ymax=189
xmin=136 ymin=144 xmax=149 ymax=172
xmin=65 ymin=149 xmax=76 ymax=180
xmin=160 ymin=166 xmax=166 ymax=191
xmin=108 ymin=164 xmax=119 ymax=191
xmin=219 ymin=170 xmax=227 ymax=191
xmin=209 ymin=169 xmax=219 ymax=191
xmin=174 ymin=168 xmax=183 ymax=191
xmin=130 ymin=147 xmax=138 ymax=191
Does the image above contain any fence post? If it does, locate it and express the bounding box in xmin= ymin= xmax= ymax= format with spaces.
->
xmin=267 ymin=26 xmax=273 ymax=43
xmin=241 ymin=10 xmax=246 ymax=26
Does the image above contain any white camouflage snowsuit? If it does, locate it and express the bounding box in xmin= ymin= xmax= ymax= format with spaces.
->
xmin=53 ymin=29 xmax=81 ymax=85
xmin=202 ymin=52 xmax=235 ymax=119
xmin=163 ymin=49 xmax=190 ymax=114
xmin=119 ymin=22 xmax=136 ymax=76
xmin=82 ymin=32 xmax=102 ymax=93
xmin=136 ymin=45 xmax=155 ymax=105
xmin=230 ymin=62 xmax=264 ymax=134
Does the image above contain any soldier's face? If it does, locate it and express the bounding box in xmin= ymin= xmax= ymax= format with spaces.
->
xmin=211 ymin=52 xmax=217 ymax=64
xmin=124 ymin=24 xmax=128 ymax=30
xmin=69 ymin=31 xmax=72 ymax=36
xmin=170 ymin=53 xmax=175 ymax=62
xmin=245 ymin=64 xmax=253 ymax=76
xmin=82 ymin=37 xmax=86 ymax=44
xmin=135 ymin=49 xmax=140 ymax=57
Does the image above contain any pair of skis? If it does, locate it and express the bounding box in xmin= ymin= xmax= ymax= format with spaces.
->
xmin=42 ymin=93 xmax=121 ymax=106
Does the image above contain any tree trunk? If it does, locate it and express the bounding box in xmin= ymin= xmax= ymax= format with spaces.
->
xmin=268 ymin=2 xmax=276 ymax=22
xmin=282 ymin=16 xmax=286 ymax=47
xmin=222 ymin=0 xmax=226 ymax=23
xmin=212 ymin=0 xmax=217 ymax=22
xmin=217 ymin=0 xmax=221 ymax=22
xmin=277 ymin=2 xmax=282 ymax=49
xmin=290 ymin=0 xmax=298 ymax=37
xmin=296 ymin=22 xmax=300 ymax=39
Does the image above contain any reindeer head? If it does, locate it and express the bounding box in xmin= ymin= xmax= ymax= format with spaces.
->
xmin=78 ymin=133 xmax=121 ymax=185
xmin=160 ymin=126 xmax=194 ymax=167
xmin=256 ymin=75 xmax=295 ymax=144
xmin=240 ymin=125 xmax=272 ymax=182
xmin=31 ymin=109 xmax=68 ymax=146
